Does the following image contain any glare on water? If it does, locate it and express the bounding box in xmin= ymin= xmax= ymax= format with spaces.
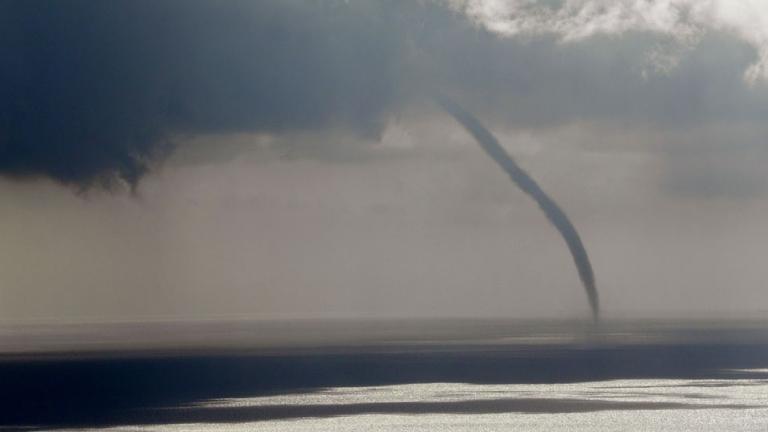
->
xmin=72 ymin=374 xmax=768 ymax=432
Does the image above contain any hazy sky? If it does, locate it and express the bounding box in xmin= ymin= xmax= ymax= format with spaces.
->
xmin=3 ymin=1 xmax=768 ymax=322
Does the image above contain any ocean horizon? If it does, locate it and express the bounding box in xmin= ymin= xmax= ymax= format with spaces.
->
xmin=3 ymin=318 xmax=767 ymax=430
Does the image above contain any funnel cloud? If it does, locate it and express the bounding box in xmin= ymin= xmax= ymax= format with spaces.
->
xmin=435 ymin=95 xmax=599 ymax=320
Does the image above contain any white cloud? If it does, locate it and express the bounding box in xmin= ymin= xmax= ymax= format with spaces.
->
xmin=449 ymin=0 xmax=768 ymax=82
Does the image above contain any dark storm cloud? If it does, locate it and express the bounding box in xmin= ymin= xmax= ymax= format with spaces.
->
xmin=3 ymin=0 xmax=768 ymax=191
xmin=0 ymin=0 xmax=403 ymax=187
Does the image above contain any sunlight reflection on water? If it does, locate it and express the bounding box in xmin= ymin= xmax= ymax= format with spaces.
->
xmin=75 ymin=374 xmax=768 ymax=432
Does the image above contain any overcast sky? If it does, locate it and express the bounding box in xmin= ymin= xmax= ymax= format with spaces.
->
xmin=3 ymin=1 xmax=768 ymax=322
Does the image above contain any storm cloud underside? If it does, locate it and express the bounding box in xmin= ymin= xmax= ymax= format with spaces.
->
xmin=0 ymin=0 xmax=401 ymax=187
xmin=5 ymin=1 xmax=768 ymax=188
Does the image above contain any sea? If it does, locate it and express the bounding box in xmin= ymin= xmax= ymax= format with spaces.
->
xmin=2 ymin=319 xmax=768 ymax=430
